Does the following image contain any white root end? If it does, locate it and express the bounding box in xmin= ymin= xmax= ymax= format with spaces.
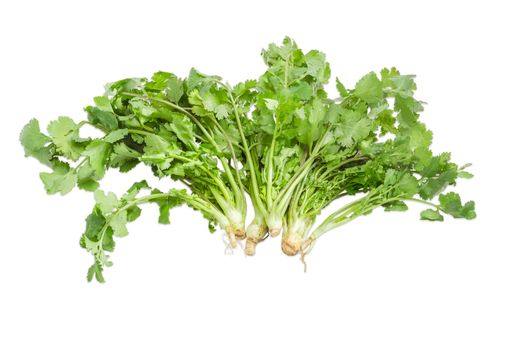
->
xmin=225 ymin=226 xmax=237 ymax=249
xmin=245 ymin=238 xmax=257 ymax=256
xmin=235 ymin=228 xmax=246 ymax=240
xmin=269 ymin=228 xmax=281 ymax=237
xmin=281 ymin=238 xmax=301 ymax=256
xmin=299 ymin=237 xmax=315 ymax=270
xmin=266 ymin=213 xmax=282 ymax=237
xmin=245 ymin=222 xmax=267 ymax=256
xmin=282 ymin=218 xmax=313 ymax=256
xmin=301 ymin=237 xmax=315 ymax=254
xmin=300 ymin=250 xmax=308 ymax=272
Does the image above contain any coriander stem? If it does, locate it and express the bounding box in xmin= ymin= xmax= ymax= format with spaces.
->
xmin=127 ymin=129 xmax=152 ymax=136
xmin=226 ymin=87 xmax=267 ymax=217
xmin=121 ymin=92 xmax=242 ymax=210
xmin=266 ymin=119 xmax=278 ymax=209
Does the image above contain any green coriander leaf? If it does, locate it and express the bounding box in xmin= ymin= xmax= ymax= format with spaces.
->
xmin=110 ymin=211 xmax=128 ymax=237
xmin=165 ymin=76 xmax=184 ymax=103
xmin=420 ymin=209 xmax=444 ymax=221
xmin=150 ymin=189 xmax=184 ymax=224
xmin=94 ymin=190 xmax=120 ymax=215
xmin=397 ymin=173 xmax=418 ymax=196
xmin=82 ymin=140 xmax=111 ymax=179
xmin=290 ymin=81 xmax=312 ymax=100
xmin=86 ymin=106 xmax=118 ymax=131
xmin=103 ymin=129 xmax=128 ymax=143
xmin=403 ymin=123 xmax=433 ymax=152
xmin=123 ymin=180 xmax=150 ymax=201
xmin=146 ymin=72 xmax=184 ymax=103
xmin=110 ymin=143 xmax=141 ymax=172
xmin=78 ymin=179 xmax=99 ymax=192
xmin=105 ymin=77 xmax=145 ymax=95
xmin=296 ymin=99 xmax=327 ymax=145
xmin=419 ymin=169 xmax=458 ymax=199
xmin=129 ymin=99 xmax=157 ymax=117
xmin=305 ymin=50 xmax=330 ymax=83
xmin=47 ymin=116 xmax=86 ymax=161
xmin=335 ymin=110 xmax=372 ymax=147
xmin=187 ymin=68 xmax=221 ymax=91
xmin=384 ymin=201 xmax=409 ymax=212
xmin=127 ymin=206 xmax=142 ymax=222
xmin=142 ymin=134 xmax=180 ymax=170
xmin=170 ymin=114 xmax=194 ymax=146
xmin=253 ymin=112 xmax=275 ymax=134
xmin=439 ymin=192 xmax=476 ymax=219
xmin=39 ymin=162 xmax=77 ymax=195
xmin=264 ymin=98 xmax=279 ymax=111
xmin=202 ymin=91 xmax=220 ymax=112
xmin=354 ymin=72 xmax=383 ymax=104
xmin=375 ymin=109 xmax=396 ymax=135
xmin=130 ymin=134 xmax=144 ymax=144
xmin=418 ymin=153 xmax=451 ymax=177
xmin=87 ymin=261 xmax=105 ymax=283
xmin=335 ymin=77 xmax=348 ymax=97
xmin=77 ymin=162 xmax=100 ymax=192
xmin=102 ymin=227 xmax=116 ymax=252
xmin=84 ymin=210 xmax=106 ymax=241
xmin=395 ymin=95 xmax=423 ymax=127
xmin=215 ymin=104 xmax=231 ymax=119
xmin=20 ymin=119 xmax=52 ymax=166
xmin=458 ymin=171 xmax=474 ymax=179
xmin=93 ymin=96 xmax=114 ymax=112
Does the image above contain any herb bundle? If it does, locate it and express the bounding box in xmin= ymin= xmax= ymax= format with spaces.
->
xmin=20 ymin=37 xmax=475 ymax=282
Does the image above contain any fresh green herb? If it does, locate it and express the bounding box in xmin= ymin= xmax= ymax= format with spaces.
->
xmin=20 ymin=37 xmax=475 ymax=281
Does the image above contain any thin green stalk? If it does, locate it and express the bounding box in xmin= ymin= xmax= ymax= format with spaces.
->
xmin=94 ymin=192 xmax=228 ymax=257
xmin=208 ymin=116 xmax=246 ymax=212
xmin=275 ymin=159 xmax=316 ymax=214
xmin=209 ymin=186 xmax=237 ymax=219
xmin=273 ymin=128 xmax=331 ymax=209
xmin=307 ymin=195 xmax=441 ymax=244
xmin=122 ymin=92 xmax=241 ymax=204
xmin=319 ymin=155 xmax=368 ymax=180
xmin=403 ymin=197 xmax=442 ymax=210
xmin=288 ymin=181 xmax=305 ymax=225
xmin=164 ymin=154 xmax=232 ymax=203
xmin=126 ymin=129 xmax=152 ymax=137
xmin=226 ymin=88 xmax=267 ymax=217
xmin=306 ymin=200 xmax=368 ymax=243
xmin=178 ymin=192 xmax=231 ymax=227
xmin=274 ymin=153 xmax=316 ymax=206
xmin=266 ymin=121 xmax=278 ymax=208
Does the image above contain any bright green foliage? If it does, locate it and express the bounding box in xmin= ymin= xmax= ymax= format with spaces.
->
xmin=20 ymin=119 xmax=53 ymax=166
xmin=47 ymin=116 xmax=88 ymax=160
xmin=40 ymin=161 xmax=77 ymax=195
xmin=354 ymin=72 xmax=383 ymax=104
xmin=80 ymin=182 xmax=190 ymax=282
xmin=420 ymin=209 xmax=444 ymax=221
xmin=20 ymin=37 xmax=475 ymax=281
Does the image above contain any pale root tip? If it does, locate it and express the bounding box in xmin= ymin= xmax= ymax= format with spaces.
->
xmin=229 ymin=234 xmax=237 ymax=248
xmin=245 ymin=239 xmax=256 ymax=256
xmin=235 ymin=228 xmax=246 ymax=240
xmin=281 ymin=239 xmax=300 ymax=256
xmin=301 ymin=237 xmax=314 ymax=252
xmin=225 ymin=227 xmax=237 ymax=248
xmin=269 ymin=228 xmax=281 ymax=237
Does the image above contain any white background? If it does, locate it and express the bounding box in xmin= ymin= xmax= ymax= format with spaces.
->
xmin=1 ymin=1 xmax=503 ymax=349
